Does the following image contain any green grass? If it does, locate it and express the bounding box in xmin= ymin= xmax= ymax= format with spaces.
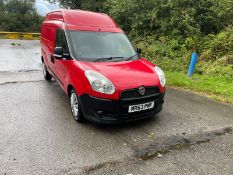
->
xmin=166 ymin=71 xmax=233 ymax=104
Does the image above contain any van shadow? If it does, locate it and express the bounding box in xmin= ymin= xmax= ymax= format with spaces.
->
xmin=92 ymin=116 xmax=160 ymax=133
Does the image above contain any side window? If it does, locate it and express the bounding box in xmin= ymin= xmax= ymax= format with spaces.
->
xmin=55 ymin=29 xmax=69 ymax=54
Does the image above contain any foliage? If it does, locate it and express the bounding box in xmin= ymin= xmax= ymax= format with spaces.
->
xmin=55 ymin=0 xmax=233 ymax=37
xmin=133 ymin=27 xmax=233 ymax=79
xmin=49 ymin=0 xmax=107 ymax=12
xmin=0 ymin=0 xmax=43 ymax=32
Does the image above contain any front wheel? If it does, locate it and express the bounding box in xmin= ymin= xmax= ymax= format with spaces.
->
xmin=70 ymin=89 xmax=85 ymax=122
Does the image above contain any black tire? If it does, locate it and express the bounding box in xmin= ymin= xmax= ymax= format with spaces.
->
xmin=42 ymin=61 xmax=52 ymax=81
xmin=70 ymin=89 xmax=85 ymax=122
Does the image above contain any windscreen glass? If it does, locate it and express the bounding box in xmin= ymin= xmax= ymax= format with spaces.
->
xmin=68 ymin=31 xmax=138 ymax=62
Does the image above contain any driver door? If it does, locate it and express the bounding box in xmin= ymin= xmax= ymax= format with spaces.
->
xmin=54 ymin=29 xmax=69 ymax=87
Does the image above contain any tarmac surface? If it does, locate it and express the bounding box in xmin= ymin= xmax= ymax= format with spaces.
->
xmin=0 ymin=39 xmax=233 ymax=175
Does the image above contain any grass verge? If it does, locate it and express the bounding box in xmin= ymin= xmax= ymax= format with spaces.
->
xmin=166 ymin=71 xmax=233 ymax=104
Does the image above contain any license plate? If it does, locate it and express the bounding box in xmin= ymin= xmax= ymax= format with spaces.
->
xmin=128 ymin=101 xmax=154 ymax=113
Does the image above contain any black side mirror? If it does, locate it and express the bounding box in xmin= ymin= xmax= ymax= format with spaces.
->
xmin=136 ymin=48 xmax=142 ymax=55
xmin=53 ymin=47 xmax=63 ymax=59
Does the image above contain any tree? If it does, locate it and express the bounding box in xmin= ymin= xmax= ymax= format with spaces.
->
xmin=106 ymin=0 xmax=200 ymax=37
xmin=48 ymin=0 xmax=114 ymax=12
xmin=48 ymin=0 xmax=233 ymax=37
xmin=0 ymin=0 xmax=4 ymax=13
xmin=0 ymin=0 xmax=43 ymax=32
xmin=49 ymin=0 xmax=107 ymax=12
xmin=49 ymin=0 xmax=82 ymax=9
xmin=4 ymin=0 xmax=34 ymax=14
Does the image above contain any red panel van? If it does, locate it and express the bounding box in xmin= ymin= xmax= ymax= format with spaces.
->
xmin=41 ymin=10 xmax=165 ymax=124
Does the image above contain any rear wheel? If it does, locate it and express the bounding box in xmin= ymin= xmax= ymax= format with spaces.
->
xmin=70 ymin=89 xmax=85 ymax=122
xmin=42 ymin=61 xmax=52 ymax=81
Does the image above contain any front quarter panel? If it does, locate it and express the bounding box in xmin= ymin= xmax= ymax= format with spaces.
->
xmin=64 ymin=60 xmax=88 ymax=96
xmin=141 ymin=58 xmax=166 ymax=93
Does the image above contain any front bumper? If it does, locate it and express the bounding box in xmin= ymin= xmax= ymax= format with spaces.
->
xmin=79 ymin=91 xmax=165 ymax=124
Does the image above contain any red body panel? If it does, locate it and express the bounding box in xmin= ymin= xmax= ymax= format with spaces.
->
xmin=58 ymin=58 xmax=165 ymax=100
xmin=62 ymin=10 xmax=118 ymax=28
xmin=41 ymin=10 xmax=165 ymax=101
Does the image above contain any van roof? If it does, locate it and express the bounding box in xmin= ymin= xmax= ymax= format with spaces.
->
xmin=46 ymin=9 xmax=118 ymax=29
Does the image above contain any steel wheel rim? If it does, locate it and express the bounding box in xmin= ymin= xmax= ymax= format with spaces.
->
xmin=70 ymin=92 xmax=79 ymax=117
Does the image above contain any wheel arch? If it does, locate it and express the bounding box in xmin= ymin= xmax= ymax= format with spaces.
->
xmin=67 ymin=84 xmax=75 ymax=97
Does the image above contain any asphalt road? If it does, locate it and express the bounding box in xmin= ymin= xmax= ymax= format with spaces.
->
xmin=0 ymin=39 xmax=233 ymax=175
xmin=0 ymin=39 xmax=41 ymax=72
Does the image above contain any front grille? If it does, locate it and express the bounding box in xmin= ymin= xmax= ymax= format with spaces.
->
xmin=121 ymin=86 xmax=160 ymax=100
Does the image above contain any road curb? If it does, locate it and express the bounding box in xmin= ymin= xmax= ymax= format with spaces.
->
xmin=0 ymin=32 xmax=40 ymax=40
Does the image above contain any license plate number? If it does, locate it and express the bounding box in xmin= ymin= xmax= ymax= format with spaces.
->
xmin=128 ymin=101 xmax=154 ymax=113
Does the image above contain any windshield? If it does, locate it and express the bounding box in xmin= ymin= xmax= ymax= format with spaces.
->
xmin=68 ymin=31 xmax=138 ymax=62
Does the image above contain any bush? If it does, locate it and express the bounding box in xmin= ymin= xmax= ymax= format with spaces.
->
xmin=132 ymin=27 xmax=233 ymax=79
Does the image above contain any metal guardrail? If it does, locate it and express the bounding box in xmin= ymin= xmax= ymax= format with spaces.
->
xmin=0 ymin=32 xmax=40 ymax=40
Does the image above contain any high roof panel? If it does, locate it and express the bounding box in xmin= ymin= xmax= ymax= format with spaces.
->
xmin=46 ymin=10 xmax=118 ymax=28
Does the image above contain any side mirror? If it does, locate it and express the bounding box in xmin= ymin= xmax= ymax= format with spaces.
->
xmin=53 ymin=47 xmax=63 ymax=59
xmin=136 ymin=48 xmax=142 ymax=55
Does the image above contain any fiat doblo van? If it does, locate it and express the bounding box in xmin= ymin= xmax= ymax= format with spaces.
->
xmin=41 ymin=10 xmax=165 ymax=124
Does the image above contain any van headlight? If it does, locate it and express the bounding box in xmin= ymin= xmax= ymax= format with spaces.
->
xmin=85 ymin=70 xmax=115 ymax=94
xmin=155 ymin=66 xmax=166 ymax=87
